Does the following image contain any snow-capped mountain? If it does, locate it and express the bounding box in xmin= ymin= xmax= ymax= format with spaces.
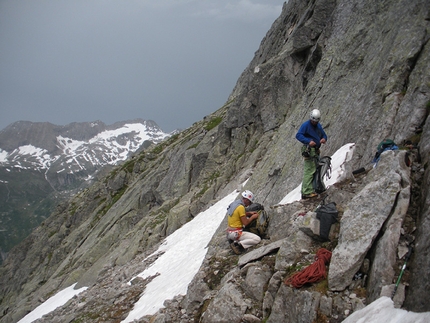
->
xmin=0 ymin=119 xmax=171 ymax=261
xmin=0 ymin=119 xmax=170 ymax=175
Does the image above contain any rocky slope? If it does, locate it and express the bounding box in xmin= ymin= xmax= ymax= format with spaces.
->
xmin=0 ymin=0 xmax=429 ymax=322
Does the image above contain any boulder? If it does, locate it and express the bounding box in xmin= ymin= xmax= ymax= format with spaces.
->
xmin=328 ymin=151 xmax=410 ymax=291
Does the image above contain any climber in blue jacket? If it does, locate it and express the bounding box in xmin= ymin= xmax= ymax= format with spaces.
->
xmin=296 ymin=109 xmax=328 ymax=199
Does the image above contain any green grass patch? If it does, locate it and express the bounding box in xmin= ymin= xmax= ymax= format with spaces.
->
xmin=121 ymin=159 xmax=136 ymax=173
xmin=187 ymin=143 xmax=199 ymax=150
xmin=208 ymin=171 xmax=220 ymax=181
xmin=111 ymin=185 xmax=127 ymax=205
xmin=204 ymin=116 xmax=223 ymax=131
xmin=195 ymin=184 xmax=209 ymax=199
xmin=92 ymin=186 xmax=128 ymax=227
xmin=313 ymin=279 xmax=329 ymax=294
xmin=149 ymin=211 xmax=168 ymax=229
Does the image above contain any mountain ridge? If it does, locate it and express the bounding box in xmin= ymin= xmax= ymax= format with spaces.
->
xmin=0 ymin=119 xmax=169 ymax=153
xmin=0 ymin=119 xmax=171 ymax=262
xmin=0 ymin=0 xmax=429 ymax=322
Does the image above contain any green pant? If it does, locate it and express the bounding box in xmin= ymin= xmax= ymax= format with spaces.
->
xmin=301 ymin=147 xmax=318 ymax=195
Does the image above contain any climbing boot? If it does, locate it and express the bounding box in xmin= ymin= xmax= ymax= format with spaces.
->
xmin=302 ymin=192 xmax=318 ymax=199
xmin=230 ymin=241 xmax=244 ymax=255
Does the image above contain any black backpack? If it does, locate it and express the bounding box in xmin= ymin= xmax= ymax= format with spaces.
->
xmin=316 ymin=202 xmax=338 ymax=241
xmin=244 ymin=203 xmax=270 ymax=239
xmin=313 ymin=156 xmax=332 ymax=194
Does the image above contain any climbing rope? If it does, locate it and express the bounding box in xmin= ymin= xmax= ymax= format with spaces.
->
xmin=284 ymin=248 xmax=332 ymax=288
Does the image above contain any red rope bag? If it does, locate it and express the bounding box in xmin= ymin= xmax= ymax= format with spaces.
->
xmin=284 ymin=248 xmax=332 ymax=288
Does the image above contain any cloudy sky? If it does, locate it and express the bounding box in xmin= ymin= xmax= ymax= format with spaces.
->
xmin=0 ymin=0 xmax=285 ymax=133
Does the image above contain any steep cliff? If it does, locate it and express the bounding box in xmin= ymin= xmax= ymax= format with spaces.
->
xmin=0 ymin=0 xmax=429 ymax=322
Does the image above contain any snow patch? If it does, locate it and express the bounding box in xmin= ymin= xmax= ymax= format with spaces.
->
xmin=0 ymin=148 xmax=8 ymax=163
xmin=278 ymin=143 xmax=355 ymax=205
xmin=17 ymin=284 xmax=87 ymax=323
xmin=342 ymin=296 xmax=430 ymax=323
xmin=122 ymin=190 xmax=239 ymax=321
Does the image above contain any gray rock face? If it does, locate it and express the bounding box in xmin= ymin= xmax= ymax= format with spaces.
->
xmin=267 ymin=285 xmax=321 ymax=323
xmin=366 ymin=185 xmax=411 ymax=303
xmin=244 ymin=265 xmax=273 ymax=302
xmin=328 ymin=151 xmax=411 ymax=291
xmin=201 ymin=281 xmax=249 ymax=323
xmin=0 ymin=0 xmax=429 ymax=322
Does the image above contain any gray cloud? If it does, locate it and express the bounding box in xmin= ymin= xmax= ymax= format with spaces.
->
xmin=193 ymin=0 xmax=284 ymax=22
xmin=0 ymin=0 xmax=284 ymax=132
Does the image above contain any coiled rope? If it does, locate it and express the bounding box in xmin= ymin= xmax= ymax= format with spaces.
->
xmin=284 ymin=248 xmax=332 ymax=288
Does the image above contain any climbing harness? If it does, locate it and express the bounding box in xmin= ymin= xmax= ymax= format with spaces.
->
xmin=285 ymin=248 xmax=332 ymax=288
xmin=226 ymin=227 xmax=243 ymax=241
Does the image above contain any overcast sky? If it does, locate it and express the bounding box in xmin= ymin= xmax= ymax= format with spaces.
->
xmin=0 ymin=0 xmax=285 ymax=133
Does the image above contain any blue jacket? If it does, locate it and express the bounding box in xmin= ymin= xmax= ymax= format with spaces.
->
xmin=296 ymin=120 xmax=327 ymax=148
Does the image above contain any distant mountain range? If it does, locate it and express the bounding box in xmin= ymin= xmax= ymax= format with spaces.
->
xmin=0 ymin=119 xmax=171 ymax=262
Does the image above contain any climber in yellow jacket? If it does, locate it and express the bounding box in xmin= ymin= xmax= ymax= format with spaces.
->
xmin=226 ymin=190 xmax=261 ymax=254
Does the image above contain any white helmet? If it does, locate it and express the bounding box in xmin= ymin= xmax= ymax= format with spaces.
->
xmin=241 ymin=190 xmax=255 ymax=202
xmin=310 ymin=109 xmax=321 ymax=122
